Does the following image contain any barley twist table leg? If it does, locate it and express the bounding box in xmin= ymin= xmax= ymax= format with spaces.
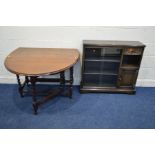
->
xmin=69 ymin=67 xmax=73 ymax=98
xmin=16 ymin=75 xmax=24 ymax=97
xmin=30 ymin=76 xmax=38 ymax=115
xmin=60 ymin=71 xmax=65 ymax=91
xmin=25 ymin=76 xmax=30 ymax=87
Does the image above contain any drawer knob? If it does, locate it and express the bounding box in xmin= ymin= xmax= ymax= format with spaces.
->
xmin=118 ymin=77 xmax=122 ymax=81
xmin=129 ymin=48 xmax=134 ymax=52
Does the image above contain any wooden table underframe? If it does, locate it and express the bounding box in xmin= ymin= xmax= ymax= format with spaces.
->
xmin=16 ymin=67 xmax=73 ymax=115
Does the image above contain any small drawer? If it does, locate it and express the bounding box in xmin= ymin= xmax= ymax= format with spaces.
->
xmin=124 ymin=48 xmax=142 ymax=55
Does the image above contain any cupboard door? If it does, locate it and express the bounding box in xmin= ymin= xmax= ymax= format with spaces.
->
xmin=118 ymin=69 xmax=138 ymax=88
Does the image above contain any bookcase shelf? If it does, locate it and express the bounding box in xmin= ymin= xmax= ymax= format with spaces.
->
xmin=84 ymin=71 xmax=118 ymax=76
xmin=121 ymin=65 xmax=139 ymax=70
xmin=85 ymin=56 xmax=120 ymax=62
xmin=80 ymin=40 xmax=145 ymax=94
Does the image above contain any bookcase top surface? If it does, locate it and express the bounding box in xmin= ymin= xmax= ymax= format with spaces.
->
xmin=83 ymin=40 xmax=145 ymax=47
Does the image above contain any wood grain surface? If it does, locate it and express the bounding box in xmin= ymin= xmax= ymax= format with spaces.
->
xmin=83 ymin=40 xmax=145 ymax=47
xmin=5 ymin=47 xmax=80 ymax=76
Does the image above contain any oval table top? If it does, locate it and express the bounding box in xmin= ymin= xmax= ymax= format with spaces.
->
xmin=5 ymin=47 xmax=80 ymax=76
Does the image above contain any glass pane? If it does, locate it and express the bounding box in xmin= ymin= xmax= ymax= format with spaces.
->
xmin=83 ymin=74 xmax=117 ymax=87
xmin=101 ymin=47 xmax=121 ymax=57
xmin=85 ymin=48 xmax=101 ymax=59
xmin=85 ymin=47 xmax=121 ymax=59
xmin=84 ymin=61 xmax=120 ymax=73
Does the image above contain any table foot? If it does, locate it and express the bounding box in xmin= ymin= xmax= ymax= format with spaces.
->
xmin=33 ymin=104 xmax=38 ymax=115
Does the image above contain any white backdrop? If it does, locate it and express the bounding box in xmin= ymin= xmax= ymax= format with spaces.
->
xmin=0 ymin=26 xmax=155 ymax=86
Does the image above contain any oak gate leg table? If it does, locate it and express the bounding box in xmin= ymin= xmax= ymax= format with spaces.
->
xmin=4 ymin=48 xmax=79 ymax=114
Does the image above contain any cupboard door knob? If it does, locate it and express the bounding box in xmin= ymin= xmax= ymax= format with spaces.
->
xmin=118 ymin=77 xmax=122 ymax=81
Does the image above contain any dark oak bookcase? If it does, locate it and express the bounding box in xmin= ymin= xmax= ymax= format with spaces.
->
xmin=80 ymin=40 xmax=145 ymax=94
